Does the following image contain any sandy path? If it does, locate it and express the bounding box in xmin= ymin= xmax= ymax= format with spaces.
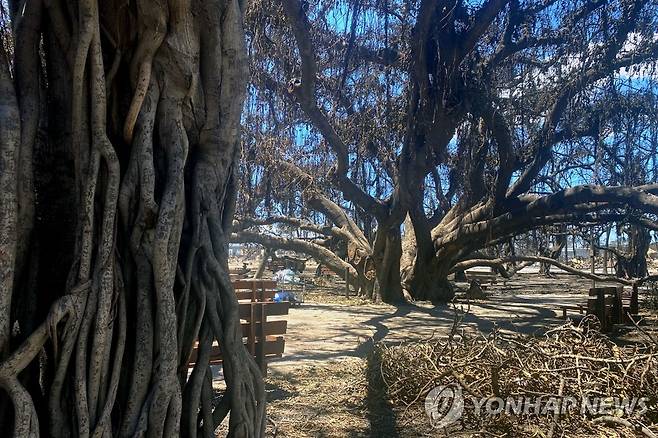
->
xmin=270 ymin=274 xmax=598 ymax=370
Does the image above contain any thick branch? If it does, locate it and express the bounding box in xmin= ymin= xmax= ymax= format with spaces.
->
xmin=277 ymin=160 xmax=372 ymax=248
xmin=460 ymin=0 xmax=509 ymax=58
xmin=230 ymin=231 xmax=359 ymax=282
xmin=434 ymin=185 xmax=658 ymax=259
xmin=279 ymin=0 xmax=386 ymax=217
xmin=233 ymin=216 xmax=337 ymax=237
xmin=450 ymin=256 xmax=634 ymax=285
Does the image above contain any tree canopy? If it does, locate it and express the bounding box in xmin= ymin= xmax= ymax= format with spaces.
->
xmin=236 ymin=0 xmax=658 ymax=302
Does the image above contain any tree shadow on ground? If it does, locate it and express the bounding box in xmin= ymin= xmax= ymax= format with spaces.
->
xmin=274 ymin=297 xmax=569 ymax=365
xmin=354 ymin=305 xmax=413 ymax=357
xmin=349 ymin=347 xmax=401 ymax=438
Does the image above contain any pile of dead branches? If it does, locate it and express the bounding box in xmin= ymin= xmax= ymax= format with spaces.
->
xmin=569 ymin=257 xmax=608 ymax=270
xmin=375 ymin=318 xmax=658 ymax=436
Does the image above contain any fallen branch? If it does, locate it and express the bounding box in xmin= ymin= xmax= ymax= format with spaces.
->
xmin=451 ymin=255 xmax=634 ymax=285
xmin=591 ymin=416 xmax=657 ymax=438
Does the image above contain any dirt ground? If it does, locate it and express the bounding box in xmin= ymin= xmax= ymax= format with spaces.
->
xmin=258 ymin=272 xmax=658 ymax=437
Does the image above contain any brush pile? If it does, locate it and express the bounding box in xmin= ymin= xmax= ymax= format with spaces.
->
xmin=376 ymin=318 xmax=658 ymax=436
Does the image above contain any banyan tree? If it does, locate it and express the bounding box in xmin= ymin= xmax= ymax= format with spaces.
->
xmin=0 ymin=0 xmax=263 ymax=436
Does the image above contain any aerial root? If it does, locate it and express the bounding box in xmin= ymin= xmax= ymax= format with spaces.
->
xmin=123 ymin=61 xmax=152 ymax=144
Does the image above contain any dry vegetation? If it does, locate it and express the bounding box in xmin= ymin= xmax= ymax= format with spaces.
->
xmin=377 ymin=319 xmax=658 ymax=437
xmin=263 ymin=312 xmax=658 ymax=437
xmin=264 ymin=360 xmax=370 ymax=437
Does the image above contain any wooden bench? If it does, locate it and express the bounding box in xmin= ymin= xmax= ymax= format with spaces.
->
xmin=189 ymin=280 xmax=289 ymax=375
xmin=465 ymin=270 xmax=497 ymax=288
xmin=233 ymin=279 xmax=278 ymax=302
xmin=559 ymin=304 xmax=587 ymax=319
xmin=317 ymin=265 xmax=338 ymax=277
xmin=588 ymin=287 xmax=620 ymax=332
xmin=560 ymin=286 xmax=639 ymax=332
xmin=267 ymin=260 xmax=286 ymax=273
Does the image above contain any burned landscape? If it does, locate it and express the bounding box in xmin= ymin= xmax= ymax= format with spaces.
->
xmin=2 ymin=0 xmax=658 ymax=436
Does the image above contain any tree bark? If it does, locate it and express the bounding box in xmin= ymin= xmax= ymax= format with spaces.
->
xmin=0 ymin=1 xmax=263 ymax=436
xmin=616 ymin=226 xmax=651 ymax=278
xmin=539 ymin=230 xmax=567 ymax=276
xmin=232 ymin=231 xmax=360 ymax=284
xmin=372 ymin=224 xmax=404 ymax=303
xmin=400 ymin=215 xmax=454 ymax=303
xmin=252 ymin=248 xmax=272 ymax=279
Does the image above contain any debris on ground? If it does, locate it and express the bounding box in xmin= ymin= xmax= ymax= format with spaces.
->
xmin=375 ymin=318 xmax=658 ymax=437
xmin=264 ymin=359 xmax=370 ymax=437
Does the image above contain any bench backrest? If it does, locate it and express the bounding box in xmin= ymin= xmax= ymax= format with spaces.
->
xmin=188 ymin=279 xmax=289 ymax=375
xmin=233 ymin=279 xmax=278 ymax=302
xmin=319 ymin=265 xmax=338 ymax=276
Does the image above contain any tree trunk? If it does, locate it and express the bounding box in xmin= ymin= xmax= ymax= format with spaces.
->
xmin=616 ymin=226 xmax=650 ymax=278
xmin=539 ymin=231 xmax=566 ymax=277
xmin=253 ymin=248 xmax=272 ymax=279
xmin=400 ymin=215 xmax=454 ymax=303
xmin=372 ymin=225 xmax=404 ymax=303
xmin=0 ymin=1 xmax=263 ymax=437
xmin=402 ymin=258 xmax=454 ymax=303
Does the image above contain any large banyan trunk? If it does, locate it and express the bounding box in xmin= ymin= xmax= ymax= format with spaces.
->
xmin=400 ymin=215 xmax=454 ymax=303
xmin=400 ymin=255 xmax=454 ymax=303
xmin=616 ymin=226 xmax=651 ymax=279
xmin=0 ymin=0 xmax=264 ymax=436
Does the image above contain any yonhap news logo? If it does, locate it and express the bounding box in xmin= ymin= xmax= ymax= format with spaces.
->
xmin=425 ymin=383 xmax=650 ymax=429
xmin=424 ymin=384 xmax=465 ymax=429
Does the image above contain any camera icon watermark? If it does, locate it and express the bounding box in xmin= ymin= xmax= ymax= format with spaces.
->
xmin=424 ymin=384 xmax=465 ymax=429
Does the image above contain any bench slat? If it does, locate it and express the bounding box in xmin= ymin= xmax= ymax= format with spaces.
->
xmin=241 ymin=320 xmax=287 ymax=338
xmin=236 ymin=290 xmax=277 ymax=301
xmin=239 ymin=302 xmax=290 ymax=320
xmin=189 ymin=337 xmax=286 ymax=365
xmin=232 ymin=279 xmax=277 ymax=290
xmin=189 ymin=280 xmax=288 ymax=373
